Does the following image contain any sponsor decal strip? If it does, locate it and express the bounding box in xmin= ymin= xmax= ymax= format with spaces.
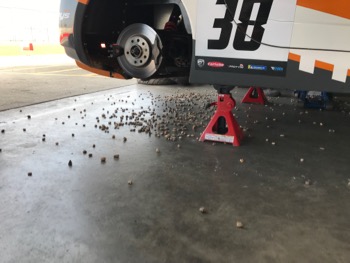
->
xmin=195 ymin=56 xmax=287 ymax=77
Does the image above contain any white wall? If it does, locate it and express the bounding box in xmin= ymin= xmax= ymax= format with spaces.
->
xmin=0 ymin=0 xmax=60 ymax=45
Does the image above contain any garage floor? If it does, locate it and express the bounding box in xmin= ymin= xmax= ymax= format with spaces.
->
xmin=1 ymin=58 xmax=350 ymax=263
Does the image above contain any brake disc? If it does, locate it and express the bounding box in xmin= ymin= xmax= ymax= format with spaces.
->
xmin=117 ymin=23 xmax=163 ymax=79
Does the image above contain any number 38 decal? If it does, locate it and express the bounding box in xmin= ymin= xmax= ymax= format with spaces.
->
xmin=208 ymin=0 xmax=273 ymax=51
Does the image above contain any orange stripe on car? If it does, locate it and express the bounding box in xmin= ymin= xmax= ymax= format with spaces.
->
xmin=77 ymin=0 xmax=89 ymax=5
xmin=348 ymin=69 xmax=350 ymax=77
xmin=288 ymin=53 xmax=301 ymax=62
xmin=76 ymin=61 xmax=125 ymax=79
xmin=289 ymin=53 xmax=342 ymax=75
xmin=297 ymin=0 xmax=350 ymax=19
xmin=315 ymin=60 xmax=334 ymax=72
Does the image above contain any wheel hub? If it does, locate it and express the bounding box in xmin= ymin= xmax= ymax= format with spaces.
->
xmin=124 ymin=36 xmax=150 ymax=67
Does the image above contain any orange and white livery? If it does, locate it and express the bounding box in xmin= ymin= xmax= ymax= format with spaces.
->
xmin=60 ymin=0 xmax=350 ymax=92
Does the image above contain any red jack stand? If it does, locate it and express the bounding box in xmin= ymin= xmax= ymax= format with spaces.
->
xmin=200 ymin=87 xmax=243 ymax=146
xmin=241 ymin=87 xmax=267 ymax=105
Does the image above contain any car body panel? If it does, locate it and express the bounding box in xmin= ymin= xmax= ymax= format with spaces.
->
xmin=59 ymin=0 xmax=350 ymax=92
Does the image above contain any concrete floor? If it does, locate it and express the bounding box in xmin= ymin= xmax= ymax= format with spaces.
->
xmin=0 ymin=54 xmax=136 ymax=111
xmin=1 ymin=58 xmax=350 ymax=262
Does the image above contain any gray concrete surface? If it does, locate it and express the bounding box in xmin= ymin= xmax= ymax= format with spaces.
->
xmin=0 ymin=55 xmax=136 ymax=111
xmin=1 ymin=59 xmax=350 ymax=262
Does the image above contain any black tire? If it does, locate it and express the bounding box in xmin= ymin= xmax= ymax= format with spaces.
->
xmin=137 ymin=78 xmax=176 ymax=85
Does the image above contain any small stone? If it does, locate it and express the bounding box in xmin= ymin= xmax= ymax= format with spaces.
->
xmin=83 ymin=150 xmax=87 ymax=155
xmin=112 ymin=135 xmax=116 ymax=139
xmin=101 ymin=157 xmax=106 ymax=163
xmin=319 ymin=147 xmax=325 ymax=151
xmin=28 ymin=172 xmax=32 ymax=177
xmin=300 ymin=158 xmax=304 ymax=163
xmin=88 ymin=153 xmax=93 ymax=158
xmin=27 ymin=115 xmax=31 ymax=119
xmin=199 ymin=207 xmax=207 ymax=214
xmin=271 ymin=142 xmax=276 ymax=146
xmin=1 ymin=129 xmax=5 ymax=134
xmin=23 ymin=128 xmax=26 ymax=132
xmin=55 ymin=142 xmax=59 ymax=146
xmin=156 ymin=148 xmax=160 ymax=153
xmin=123 ymin=137 xmax=127 ymax=142
xmin=304 ymin=179 xmax=311 ymax=186
xmin=42 ymin=138 xmax=46 ymax=142
xmin=68 ymin=160 xmax=73 ymax=167
xmin=280 ymin=134 xmax=285 ymax=138
xmin=239 ymin=158 xmax=245 ymax=163
xmin=72 ymin=134 xmax=75 ymax=137
xmin=128 ymin=180 xmax=133 ymax=185
xmin=236 ymin=221 xmax=244 ymax=229
xmin=177 ymin=144 xmax=181 ymax=148
xmin=114 ymin=154 xmax=120 ymax=159
xmin=93 ymin=144 xmax=96 ymax=148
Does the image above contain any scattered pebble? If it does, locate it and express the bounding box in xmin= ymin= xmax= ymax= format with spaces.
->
xmin=83 ymin=150 xmax=87 ymax=155
xmin=101 ymin=157 xmax=106 ymax=163
xmin=28 ymin=172 xmax=32 ymax=177
xmin=89 ymin=153 xmax=93 ymax=158
xmin=128 ymin=180 xmax=133 ymax=185
xmin=304 ymin=179 xmax=312 ymax=186
xmin=300 ymin=158 xmax=304 ymax=163
xmin=236 ymin=221 xmax=244 ymax=229
xmin=271 ymin=142 xmax=276 ymax=146
xmin=319 ymin=147 xmax=325 ymax=151
xmin=239 ymin=158 xmax=245 ymax=164
xmin=156 ymin=148 xmax=160 ymax=153
xmin=55 ymin=142 xmax=59 ymax=146
xmin=199 ymin=207 xmax=207 ymax=214
xmin=114 ymin=154 xmax=120 ymax=159
xmin=23 ymin=128 xmax=26 ymax=132
xmin=68 ymin=160 xmax=73 ymax=167
xmin=1 ymin=129 xmax=5 ymax=134
xmin=27 ymin=115 xmax=31 ymax=119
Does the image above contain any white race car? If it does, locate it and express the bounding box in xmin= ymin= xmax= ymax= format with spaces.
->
xmin=60 ymin=0 xmax=350 ymax=92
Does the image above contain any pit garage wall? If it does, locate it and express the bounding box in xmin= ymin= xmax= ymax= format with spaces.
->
xmin=189 ymin=0 xmax=350 ymax=92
